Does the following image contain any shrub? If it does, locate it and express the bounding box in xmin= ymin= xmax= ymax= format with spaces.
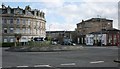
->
xmin=0 ymin=43 xmax=2 ymax=47
xmin=2 ymin=42 xmax=14 ymax=47
xmin=28 ymin=41 xmax=51 ymax=47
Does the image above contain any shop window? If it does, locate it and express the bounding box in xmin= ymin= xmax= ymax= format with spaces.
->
xmin=4 ymin=39 xmax=7 ymax=42
xmin=10 ymin=39 xmax=14 ymax=42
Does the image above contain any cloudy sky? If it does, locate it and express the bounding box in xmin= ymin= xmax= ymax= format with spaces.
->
xmin=0 ymin=0 xmax=120 ymax=31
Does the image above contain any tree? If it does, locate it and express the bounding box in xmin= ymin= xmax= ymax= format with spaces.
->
xmin=14 ymin=33 xmax=22 ymax=47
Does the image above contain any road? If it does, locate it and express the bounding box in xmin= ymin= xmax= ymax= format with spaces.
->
xmin=1 ymin=46 xmax=119 ymax=68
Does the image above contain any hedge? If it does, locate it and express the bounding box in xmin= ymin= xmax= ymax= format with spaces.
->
xmin=2 ymin=42 xmax=14 ymax=47
xmin=1 ymin=41 xmax=51 ymax=47
xmin=28 ymin=41 xmax=51 ymax=47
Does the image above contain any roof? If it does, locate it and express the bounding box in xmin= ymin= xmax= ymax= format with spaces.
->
xmin=85 ymin=18 xmax=113 ymax=22
xmin=77 ymin=18 xmax=113 ymax=25
xmin=0 ymin=4 xmax=45 ymax=18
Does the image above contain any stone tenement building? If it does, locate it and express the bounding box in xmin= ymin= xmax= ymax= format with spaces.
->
xmin=76 ymin=18 xmax=113 ymax=35
xmin=76 ymin=18 xmax=113 ymax=44
xmin=1 ymin=4 xmax=46 ymax=43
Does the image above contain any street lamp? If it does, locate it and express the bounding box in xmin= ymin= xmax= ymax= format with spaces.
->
xmin=97 ymin=15 xmax=103 ymax=46
xmin=49 ymin=24 xmax=52 ymax=32
xmin=48 ymin=24 xmax=52 ymax=41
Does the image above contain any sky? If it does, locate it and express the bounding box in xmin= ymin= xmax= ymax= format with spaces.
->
xmin=0 ymin=0 xmax=120 ymax=31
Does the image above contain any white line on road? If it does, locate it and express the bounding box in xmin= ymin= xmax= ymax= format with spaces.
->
xmin=61 ymin=63 xmax=76 ymax=66
xmin=90 ymin=61 xmax=104 ymax=64
xmin=34 ymin=65 xmax=51 ymax=67
xmin=16 ymin=66 xmax=29 ymax=67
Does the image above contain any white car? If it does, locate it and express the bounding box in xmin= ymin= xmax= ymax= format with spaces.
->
xmin=72 ymin=43 xmax=76 ymax=46
xmin=52 ymin=41 xmax=57 ymax=45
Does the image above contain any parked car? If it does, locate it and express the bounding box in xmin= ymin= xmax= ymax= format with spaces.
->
xmin=61 ymin=41 xmax=76 ymax=46
xmin=52 ymin=41 xmax=57 ymax=45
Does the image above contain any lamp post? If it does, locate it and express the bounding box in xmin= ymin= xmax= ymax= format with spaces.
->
xmin=49 ymin=24 xmax=52 ymax=32
xmin=49 ymin=24 xmax=52 ymax=41
xmin=63 ymin=30 xmax=66 ymax=45
xmin=97 ymin=15 xmax=102 ymax=46
xmin=101 ymin=18 xmax=103 ymax=46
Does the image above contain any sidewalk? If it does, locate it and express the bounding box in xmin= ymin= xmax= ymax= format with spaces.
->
xmin=82 ymin=46 xmax=119 ymax=49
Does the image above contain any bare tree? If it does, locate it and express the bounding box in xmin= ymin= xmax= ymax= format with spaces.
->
xmin=14 ymin=33 xmax=22 ymax=47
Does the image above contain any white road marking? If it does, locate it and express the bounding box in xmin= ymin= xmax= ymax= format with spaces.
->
xmin=16 ymin=66 xmax=29 ymax=67
xmin=34 ymin=65 xmax=51 ymax=67
xmin=61 ymin=63 xmax=76 ymax=66
xmin=90 ymin=61 xmax=104 ymax=64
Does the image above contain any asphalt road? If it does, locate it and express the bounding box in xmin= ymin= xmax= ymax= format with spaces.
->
xmin=1 ymin=46 xmax=119 ymax=68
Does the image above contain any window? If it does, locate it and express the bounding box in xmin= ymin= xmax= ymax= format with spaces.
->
xmin=10 ymin=19 xmax=13 ymax=23
xmin=4 ymin=39 xmax=7 ymax=42
xmin=17 ymin=19 xmax=20 ymax=24
xmin=10 ymin=28 xmax=14 ymax=33
xmin=23 ymin=28 xmax=26 ymax=33
xmin=108 ymin=35 xmax=112 ymax=44
xmin=15 ymin=28 xmax=20 ymax=33
xmin=3 ymin=19 xmax=7 ymax=23
xmin=26 ymin=11 xmax=32 ymax=15
xmin=33 ymin=22 xmax=36 ymax=26
xmin=23 ymin=19 xmax=26 ymax=25
xmin=19 ymin=10 xmax=22 ymax=14
xmin=7 ymin=9 xmax=11 ymax=14
xmin=2 ymin=18 xmax=4 ymax=24
xmin=2 ymin=9 xmax=7 ymax=14
xmin=28 ymin=28 xmax=30 ymax=34
xmin=28 ymin=20 xmax=31 ymax=25
xmin=10 ymin=39 xmax=14 ymax=42
xmin=15 ymin=9 xmax=21 ymax=14
xmin=37 ymin=21 xmax=39 ymax=26
xmin=114 ymin=35 xmax=117 ymax=45
xmin=4 ymin=28 xmax=7 ymax=33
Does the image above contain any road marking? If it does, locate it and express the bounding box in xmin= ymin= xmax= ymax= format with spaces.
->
xmin=90 ymin=61 xmax=104 ymax=64
xmin=16 ymin=66 xmax=29 ymax=67
xmin=34 ymin=65 xmax=51 ymax=67
xmin=61 ymin=63 xmax=76 ymax=66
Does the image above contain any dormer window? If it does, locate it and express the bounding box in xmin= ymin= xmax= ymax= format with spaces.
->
xmin=34 ymin=10 xmax=37 ymax=16
xmin=16 ymin=9 xmax=20 ymax=14
xmin=25 ymin=5 xmax=31 ymax=11
xmin=7 ymin=6 xmax=11 ymax=14
xmin=14 ymin=6 xmax=22 ymax=14
xmin=26 ymin=11 xmax=32 ymax=15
